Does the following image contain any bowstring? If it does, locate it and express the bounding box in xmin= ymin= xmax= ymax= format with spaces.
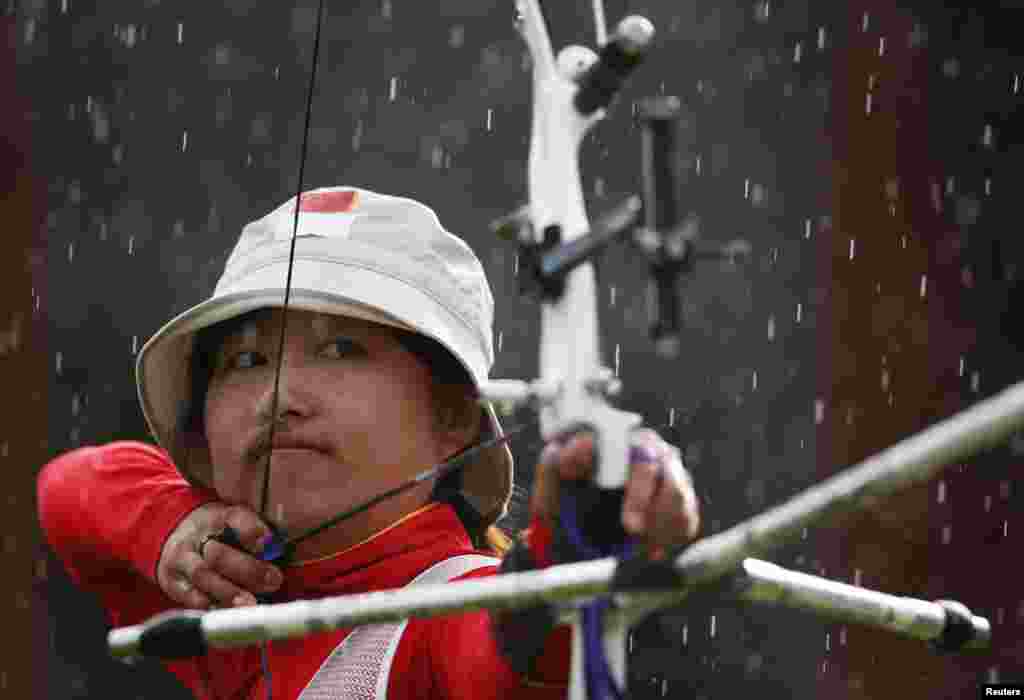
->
xmin=256 ymin=1 xmax=327 ymax=699
xmin=260 ymin=0 xmax=327 ymax=527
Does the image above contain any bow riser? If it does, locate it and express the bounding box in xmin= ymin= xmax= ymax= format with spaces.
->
xmin=518 ymin=0 xmax=642 ymax=495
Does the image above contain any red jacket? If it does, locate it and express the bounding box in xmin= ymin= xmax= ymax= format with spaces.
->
xmin=38 ymin=441 xmax=570 ymax=699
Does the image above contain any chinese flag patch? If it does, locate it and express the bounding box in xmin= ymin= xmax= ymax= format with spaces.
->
xmin=299 ymin=190 xmax=359 ymax=213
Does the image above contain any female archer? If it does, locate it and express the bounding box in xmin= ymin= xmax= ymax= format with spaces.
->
xmin=38 ymin=186 xmax=699 ymax=699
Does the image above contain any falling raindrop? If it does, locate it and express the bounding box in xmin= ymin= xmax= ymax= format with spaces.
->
xmin=804 ymin=219 xmax=812 ymax=239
xmin=67 ymin=242 xmax=74 ymax=262
xmin=862 ymin=12 xmax=870 ymax=32
xmin=984 ymin=494 xmax=992 ymax=513
xmin=181 ymin=130 xmax=188 ymax=152
xmin=752 ymin=371 xmax=758 ymax=391
xmin=449 ymin=25 xmax=465 ymax=49
xmin=817 ymin=26 xmax=827 ymax=50
xmin=709 ymin=615 xmax=716 ymax=638
xmin=971 ymin=371 xmax=980 ymax=393
xmin=55 ymin=351 xmax=63 ymax=375
xmin=865 ymin=92 xmax=873 ymax=115
xmin=389 ymin=76 xmax=398 ymax=102
xmin=937 ymin=480 xmax=946 ymax=504
xmin=941 ymin=524 xmax=952 ymax=544
xmin=497 ymin=331 xmax=503 ymax=353
xmin=983 ymin=124 xmax=994 ymax=148
xmin=131 ymin=335 xmax=138 ymax=355
xmin=486 ymin=108 xmax=493 ymax=132
xmin=878 ymin=37 xmax=885 ymax=57
xmin=919 ymin=274 xmax=927 ymax=299
xmin=881 ymin=369 xmax=889 ymax=391
xmin=609 ymin=285 xmax=617 ymax=308
xmin=128 ymin=236 xmax=135 ymax=255
xmin=177 ymin=22 xmax=183 ymax=44
xmin=958 ymin=356 xmax=965 ymax=377
xmin=825 ymin=633 xmax=830 ymax=651
xmin=794 ymin=42 xmax=802 ymax=63
xmin=681 ymin=624 xmax=688 ymax=646
xmin=767 ymin=315 xmax=775 ymax=340
xmin=849 ymin=239 xmax=856 ymax=260
xmin=796 ymin=302 xmax=802 ymax=323
xmin=815 ymin=399 xmax=825 ymax=424
xmin=695 ymin=155 xmax=701 ymax=175
xmin=352 ymin=120 xmax=363 ymax=151
xmin=853 ymin=568 xmax=862 ymax=586
xmin=614 ymin=343 xmax=620 ymax=378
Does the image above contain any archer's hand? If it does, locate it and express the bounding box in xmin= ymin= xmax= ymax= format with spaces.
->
xmin=156 ymin=502 xmax=284 ymax=609
xmin=530 ymin=428 xmax=700 ymax=558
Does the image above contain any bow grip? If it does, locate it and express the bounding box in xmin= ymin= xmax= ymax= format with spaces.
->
xmin=558 ymin=480 xmax=631 ymax=558
xmin=551 ymin=426 xmax=645 ymax=556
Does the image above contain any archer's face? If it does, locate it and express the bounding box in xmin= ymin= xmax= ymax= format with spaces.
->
xmin=204 ymin=308 xmax=458 ymax=560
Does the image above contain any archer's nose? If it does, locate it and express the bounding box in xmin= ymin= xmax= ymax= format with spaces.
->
xmin=254 ymin=358 xmax=313 ymax=426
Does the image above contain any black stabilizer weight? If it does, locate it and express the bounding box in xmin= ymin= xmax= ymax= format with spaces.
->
xmin=138 ymin=610 xmax=207 ymax=660
xmin=931 ymin=599 xmax=979 ymax=653
xmin=574 ymin=18 xmax=654 ymax=115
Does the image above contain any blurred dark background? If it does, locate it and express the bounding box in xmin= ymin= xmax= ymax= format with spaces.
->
xmin=4 ymin=0 xmax=1023 ymax=697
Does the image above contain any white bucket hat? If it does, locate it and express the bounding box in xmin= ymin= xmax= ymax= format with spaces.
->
xmin=136 ymin=186 xmax=514 ymax=525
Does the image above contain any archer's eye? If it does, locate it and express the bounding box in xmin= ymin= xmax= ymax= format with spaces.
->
xmin=320 ymin=337 xmax=365 ymax=360
xmin=225 ymin=350 xmax=267 ymax=371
